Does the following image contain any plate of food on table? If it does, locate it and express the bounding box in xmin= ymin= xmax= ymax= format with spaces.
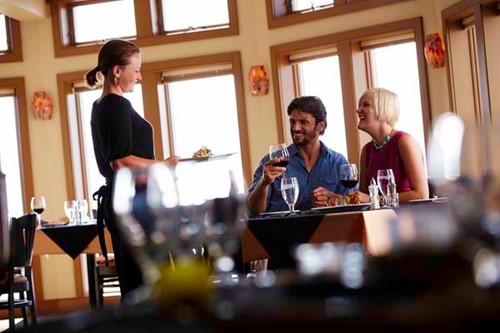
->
xmin=311 ymin=192 xmax=371 ymax=213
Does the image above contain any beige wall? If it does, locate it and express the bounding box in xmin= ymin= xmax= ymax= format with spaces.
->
xmin=0 ymin=0 xmax=459 ymax=301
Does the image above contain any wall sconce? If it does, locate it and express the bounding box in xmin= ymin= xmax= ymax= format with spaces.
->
xmin=248 ymin=65 xmax=269 ymax=96
xmin=424 ymin=33 xmax=445 ymax=69
xmin=32 ymin=91 xmax=54 ymax=120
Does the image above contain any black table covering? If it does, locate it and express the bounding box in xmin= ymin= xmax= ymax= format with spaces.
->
xmin=247 ymin=214 xmax=324 ymax=269
xmin=41 ymin=224 xmax=99 ymax=259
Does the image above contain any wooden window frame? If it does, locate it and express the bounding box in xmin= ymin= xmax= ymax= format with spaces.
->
xmin=49 ymin=0 xmax=239 ymax=58
xmin=442 ymin=0 xmax=499 ymax=176
xmin=0 ymin=15 xmax=23 ymax=63
xmin=270 ymin=17 xmax=431 ymax=165
xmin=58 ymin=51 xmax=251 ymax=200
xmin=0 ymin=77 xmax=34 ymax=210
xmin=266 ymin=0 xmax=411 ymax=29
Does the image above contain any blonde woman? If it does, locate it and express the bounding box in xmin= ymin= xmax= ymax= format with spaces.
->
xmin=355 ymin=88 xmax=428 ymax=203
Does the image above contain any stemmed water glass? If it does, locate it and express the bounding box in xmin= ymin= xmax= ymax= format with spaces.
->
xmin=339 ymin=164 xmax=359 ymax=194
xmin=377 ymin=169 xmax=395 ymax=208
xmin=281 ymin=177 xmax=299 ymax=213
xmin=269 ymin=144 xmax=290 ymax=168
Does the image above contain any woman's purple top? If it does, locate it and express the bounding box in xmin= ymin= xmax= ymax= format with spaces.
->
xmin=363 ymin=131 xmax=411 ymax=193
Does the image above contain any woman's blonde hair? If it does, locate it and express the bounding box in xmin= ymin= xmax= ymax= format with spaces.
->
xmin=363 ymin=88 xmax=400 ymax=127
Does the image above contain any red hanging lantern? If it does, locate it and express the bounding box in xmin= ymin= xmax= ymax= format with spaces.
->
xmin=32 ymin=91 xmax=54 ymax=120
xmin=424 ymin=33 xmax=445 ymax=69
xmin=248 ymin=65 xmax=269 ymax=96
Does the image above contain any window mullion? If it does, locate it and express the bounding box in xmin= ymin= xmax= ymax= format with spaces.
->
xmin=74 ymin=93 xmax=89 ymax=201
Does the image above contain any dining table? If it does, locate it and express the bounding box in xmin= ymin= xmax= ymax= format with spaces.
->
xmin=33 ymin=222 xmax=113 ymax=309
xmin=241 ymin=205 xmax=428 ymax=269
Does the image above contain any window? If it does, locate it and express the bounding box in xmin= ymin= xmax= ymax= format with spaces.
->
xmin=266 ymin=0 xmax=411 ymax=29
xmin=162 ymin=70 xmax=245 ymax=191
xmin=0 ymin=78 xmax=34 ymax=218
xmin=368 ymin=42 xmax=427 ymax=165
xmin=293 ymin=53 xmax=348 ymax=158
xmin=71 ymin=0 xmax=136 ymax=44
xmin=58 ymin=52 xmax=251 ymax=205
xmin=271 ymin=18 xmax=430 ymax=166
xmin=160 ymin=0 xmax=230 ymax=34
xmin=49 ymin=0 xmax=238 ymax=58
xmin=0 ymin=14 xmax=22 ymax=63
xmin=0 ymin=14 xmax=8 ymax=52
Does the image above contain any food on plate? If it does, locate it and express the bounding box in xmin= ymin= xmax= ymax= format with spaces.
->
xmin=192 ymin=146 xmax=212 ymax=158
xmin=328 ymin=192 xmax=361 ymax=206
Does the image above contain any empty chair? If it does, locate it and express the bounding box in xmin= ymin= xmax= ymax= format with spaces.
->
xmin=94 ymin=253 xmax=120 ymax=309
xmin=0 ymin=213 xmax=38 ymax=330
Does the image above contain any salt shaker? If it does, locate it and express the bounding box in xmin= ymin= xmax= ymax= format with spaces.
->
xmin=369 ymin=177 xmax=380 ymax=209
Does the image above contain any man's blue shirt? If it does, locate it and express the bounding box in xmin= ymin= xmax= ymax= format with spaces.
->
xmin=248 ymin=142 xmax=349 ymax=212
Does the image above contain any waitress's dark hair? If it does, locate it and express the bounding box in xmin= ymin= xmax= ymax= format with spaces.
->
xmin=84 ymin=39 xmax=140 ymax=89
xmin=287 ymin=96 xmax=328 ymax=135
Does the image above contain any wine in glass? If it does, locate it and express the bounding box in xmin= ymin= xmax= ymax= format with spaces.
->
xmin=281 ymin=177 xmax=299 ymax=213
xmin=31 ymin=196 xmax=46 ymax=215
xmin=339 ymin=164 xmax=359 ymax=193
xmin=377 ymin=169 xmax=395 ymax=208
xmin=269 ymin=143 xmax=290 ymax=167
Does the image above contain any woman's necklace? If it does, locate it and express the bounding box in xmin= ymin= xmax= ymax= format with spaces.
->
xmin=373 ymin=129 xmax=395 ymax=151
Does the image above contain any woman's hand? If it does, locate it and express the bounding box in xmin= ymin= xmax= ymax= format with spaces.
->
xmin=312 ymin=187 xmax=342 ymax=207
xmin=261 ymin=158 xmax=286 ymax=185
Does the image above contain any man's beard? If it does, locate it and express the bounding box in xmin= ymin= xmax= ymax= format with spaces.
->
xmin=292 ymin=129 xmax=318 ymax=146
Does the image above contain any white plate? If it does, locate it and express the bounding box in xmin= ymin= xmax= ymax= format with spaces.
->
xmin=310 ymin=203 xmax=372 ymax=213
xmin=259 ymin=210 xmax=300 ymax=216
xmin=409 ymin=197 xmax=449 ymax=203
xmin=179 ymin=152 xmax=237 ymax=162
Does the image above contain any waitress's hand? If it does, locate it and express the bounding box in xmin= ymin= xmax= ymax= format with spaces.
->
xmin=164 ymin=156 xmax=179 ymax=167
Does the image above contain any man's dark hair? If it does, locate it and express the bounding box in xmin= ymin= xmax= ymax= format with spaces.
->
xmin=286 ymin=96 xmax=327 ymax=135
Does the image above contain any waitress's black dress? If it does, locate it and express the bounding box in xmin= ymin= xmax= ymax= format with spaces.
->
xmin=91 ymin=93 xmax=154 ymax=297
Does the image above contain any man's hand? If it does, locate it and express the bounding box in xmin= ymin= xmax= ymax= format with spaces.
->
xmin=312 ymin=187 xmax=343 ymax=207
xmin=261 ymin=158 xmax=287 ymax=185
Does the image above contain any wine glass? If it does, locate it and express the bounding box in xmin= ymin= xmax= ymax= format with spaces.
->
xmin=377 ymin=169 xmax=395 ymax=208
xmin=281 ymin=177 xmax=299 ymax=213
xmin=31 ymin=196 xmax=46 ymax=215
xmin=339 ymin=164 xmax=359 ymax=194
xmin=269 ymin=143 xmax=290 ymax=168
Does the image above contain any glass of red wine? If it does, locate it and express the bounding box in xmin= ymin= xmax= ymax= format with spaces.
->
xmin=269 ymin=143 xmax=290 ymax=168
xmin=339 ymin=164 xmax=358 ymax=195
xmin=31 ymin=196 xmax=46 ymax=214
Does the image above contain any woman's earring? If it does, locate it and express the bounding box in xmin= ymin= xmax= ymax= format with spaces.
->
xmin=114 ymin=76 xmax=120 ymax=86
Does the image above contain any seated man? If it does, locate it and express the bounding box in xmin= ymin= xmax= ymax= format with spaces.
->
xmin=247 ymin=96 xmax=349 ymax=215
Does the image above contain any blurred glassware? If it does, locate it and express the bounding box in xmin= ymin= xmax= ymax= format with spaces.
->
xmin=204 ymin=169 xmax=246 ymax=285
xmin=64 ymin=200 xmax=76 ymax=224
xmin=76 ymin=199 xmax=89 ymax=224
